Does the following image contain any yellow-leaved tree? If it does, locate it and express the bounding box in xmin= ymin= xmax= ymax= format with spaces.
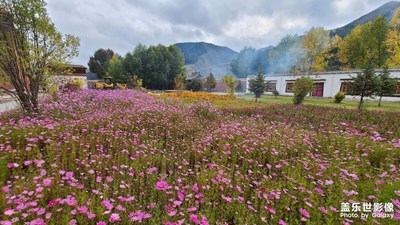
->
xmin=387 ymin=8 xmax=400 ymax=67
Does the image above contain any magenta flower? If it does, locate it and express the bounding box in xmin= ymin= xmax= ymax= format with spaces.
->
xmin=190 ymin=214 xmax=201 ymax=224
xmin=109 ymin=213 xmax=121 ymax=223
xmin=299 ymin=208 xmax=310 ymax=218
xmin=78 ymin=206 xmax=88 ymax=213
xmin=29 ymin=218 xmax=46 ymax=225
xmin=96 ymin=222 xmax=106 ymax=225
xmin=278 ymin=220 xmax=287 ymax=225
xmin=2 ymin=186 xmax=9 ymax=193
xmin=43 ymin=178 xmax=52 ymax=187
xmin=48 ymin=200 xmax=57 ymax=207
xmin=156 ymin=181 xmax=169 ymax=191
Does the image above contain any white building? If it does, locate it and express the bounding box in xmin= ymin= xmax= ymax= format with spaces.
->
xmin=247 ymin=69 xmax=400 ymax=102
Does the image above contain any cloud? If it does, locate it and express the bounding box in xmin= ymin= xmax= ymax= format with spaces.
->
xmin=46 ymin=0 xmax=391 ymax=65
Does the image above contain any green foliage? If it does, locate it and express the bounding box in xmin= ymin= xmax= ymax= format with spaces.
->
xmin=230 ymin=47 xmax=257 ymax=78
xmin=127 ymin=75 xmax=143 ymax=89
xmin=88 ymin=48 xmax=114 ymax=79
xmin=292 ymin=77 xmax=315 ymax=104
xmin=269 ymin=34 xmax=303 ymax=74
xmin=334 ymin=91 xmax=346 ymax=103
xmin=107 ymin=54 xmax=127 ymax=83
xmin=71 ymin=78 xmax=84 ymax=87
xmin=174 ymin=73 xmax=186 ymax=91
xmin=377 ymin=67 xmax=397 ymax=106
xmin=204 ymin=73 xmax=216 ymax=92
xmin=319 ymin=35 xmax=343 ymax=71
xmin=0 ymin=0 xmax=79 ymax=114
xmin=248 ymin=72 xmax=267 ymax=102
xmin=186 ymin=79 xmax=203 ymax=92
xmin=339 ymin=16 xmax=389 ymax=69
xmin=367 ymin=148 xmax=388 ymax=168
xmin=272 ymin=90 xmax=279 ymax=98
xmin=122 ymin=44 xmax=184 ymax=90
xmin=222 ymin=75 xmax=237 ymax=96
xmin=349 ymin=66 xmax=381 ymax=110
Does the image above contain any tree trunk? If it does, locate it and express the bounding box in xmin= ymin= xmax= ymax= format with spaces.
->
xmin=378 ymin=94 xmax=383 ymax=107
xmin=358 ymin=93 xmax=364 ymax=110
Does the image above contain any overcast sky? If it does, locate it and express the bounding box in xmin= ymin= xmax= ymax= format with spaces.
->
xmin=46 ymin=0 xmax=392 ymax=66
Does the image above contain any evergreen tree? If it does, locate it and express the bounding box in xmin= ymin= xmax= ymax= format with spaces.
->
xmin=204 ymin=73 xmax=216 ymax=92
xmin=349 ymin=66 xmax=381 ymax=110
xmin=88 ymin=49 xmax=114 ymax=79
xmin=377 ymin=67 xmax=397 ymax=106
xmin=248 ymin=72 xmax=267 ymax=102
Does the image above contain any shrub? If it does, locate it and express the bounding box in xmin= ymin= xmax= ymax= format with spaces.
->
xmin=71 ymin=78 xmax=85 ymax=87
xmin=292 ymin=77 xmax=315 ymax=104
xmin=272 ymin=90 xmax=279 ymax=98
xmin=186 ymin=79 xmax=203 ymax=92
xmin=334 ymin=91 xmax=346 ymax=103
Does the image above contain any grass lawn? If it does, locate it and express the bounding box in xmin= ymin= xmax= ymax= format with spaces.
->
xmin=238 ymin=93 xmax=400 ymax=111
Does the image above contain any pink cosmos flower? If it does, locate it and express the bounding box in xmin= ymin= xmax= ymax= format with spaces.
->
xmin=87 ymin=212 xmax=96 ymax=219
xmin=66 ymin=198 xmax=77 ymax=206
xmin=4 ymin=209 xmax=14 ymax=216
xmin=96 ymin=222 xmax=106 ymax=225
xmin=43 ymin=178 xmax=52 ymax=187
xmin=177 ymin=191 xmax=184 ymax=201
xmin=221 ymin=195 xmax=232 ymax=202
xmin=48 ymin=200 xmax=57 ymax=207
xmin=65 ymin=172 xmax=74 ymax=179
xmin=300 ymin=208 xmax=310 ymax=218
xmin=109 ymin=213 xmax=121 ymax=223
xmin=279 ymin=220 xmax=287 ymax=225
xmin=190 ymin=214 xmax=201 ymax=224
xmin=2 ymin=186 xmax=9 ymax=193
xmin=156 ymin=181 xmax=169 ymax=191
xmin=29 ymin=218 xmax=46 ymax=225
xmin=78 ymin=206 xmax=88 ymax=213
xmin=201 ymin=215 xmax=209 ymax=225
xmin=318 ymin=207 xmax=328 ymax=214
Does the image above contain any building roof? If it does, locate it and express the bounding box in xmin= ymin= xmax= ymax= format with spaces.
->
xmin=69 ymin=64 xmax=87 ymax=69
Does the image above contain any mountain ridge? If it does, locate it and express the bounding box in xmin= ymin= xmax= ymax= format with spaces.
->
xmin=331 ymin=1 xmax=400 ymax=37
xmin=175 ymin=1 xmax=400 ymax=78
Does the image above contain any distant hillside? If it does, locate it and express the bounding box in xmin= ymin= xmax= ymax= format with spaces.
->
xmin=174 ymin=42 xmax=238 ymax=79
xmin=331 ymin=1 xmax=400 ymax=37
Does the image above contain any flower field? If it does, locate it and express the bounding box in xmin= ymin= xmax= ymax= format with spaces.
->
xmin=0 ymin=90 xmax=399 ymax=225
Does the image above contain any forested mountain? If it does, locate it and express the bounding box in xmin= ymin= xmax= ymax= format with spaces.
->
xmin=174 ymin=42 xmax=238 ymax=78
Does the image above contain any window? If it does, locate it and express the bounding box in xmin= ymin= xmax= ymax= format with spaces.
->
xmin=266 ymin=82 xmax=276 ymax=92
xmin=285 ymin=83 xmax=294 ymax=93
xmin=395 ymin=82 xmax=400 ymax=95
xmin=340 ymin=82 xmax=350 ymax=93
xmin=340 ymin=82 xmax=357 ymax=95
